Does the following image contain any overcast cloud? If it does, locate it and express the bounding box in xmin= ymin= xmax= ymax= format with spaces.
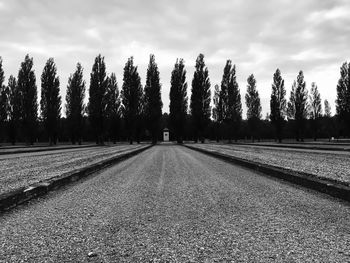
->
xmin=0 ymin=0 xmax=349 ymax=116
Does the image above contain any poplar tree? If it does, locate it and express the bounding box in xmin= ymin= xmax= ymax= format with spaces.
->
xmin=121 ymin=57 xmax=143 ymax=144
xmin=212 ymin=84 xmax=221 ymax=142
xmin=40 ymin=58 xmax=61 ymax=145
xmin=323 ymin=99 xmax=332 ymax=141
xmin=287 ymin=81 xmax=296 ymax=120
xmin=220 ymin=60 xmax=231 ymax=123
xmin=212 ymin=84 xmax=221 ymax=122
xmin=0 ymin=58 xmax=8 ymax=142
xmin=270 ymin=69 xmax=286 ymax=142
xmin=144 ymin=54 xmax=162 ymax=144
xmin=324 ymin=99 xmax=331 ymax=117
xmin=336 ymin=62 xmax=350 ymax=135
xmin=8 ymin=75 xmax=20 ymax=144
xmin=104 ymin=73 xmax=121 ymax=143
xmin=169 ymin=58 xmax=187 ymax=143
xmin=226 ymin=63 xmax=242 ymax=142
xmin=88 ymin=54 xmax=107 ymax=144
xmin=216 ymin=60 xmax=242 ymax=142
xmin=190 ymin=54 xmax=211 ymax=143
xmin=309 ymin=82 xmax=322 ymax=140
xmin=288 ymin=71 xmax=308 ymax=141
xmin=295 ymin=71 xmax=309 ymax=141
xmin=245 ymin=74 xmax=262 ymax=141
xmin=66 ymin=63 xmax=85 ymax=144
xmin=17 ymin=54 xmax=38 ymax=144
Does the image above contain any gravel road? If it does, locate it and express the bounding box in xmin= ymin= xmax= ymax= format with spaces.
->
xmin=0 ymin=145 xmax=349 ymax=262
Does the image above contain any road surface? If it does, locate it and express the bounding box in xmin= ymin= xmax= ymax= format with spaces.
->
xmin=0 ymin=145 xmax=349 ymax=262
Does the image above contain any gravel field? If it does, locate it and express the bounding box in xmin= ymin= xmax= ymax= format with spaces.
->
xmin=238 ymin=142 xmax=350 ymax=151
xmin=0 ymin=144 xmax=97 ymax=155
xmin=0 ymin=146 xmax=103 ymax=161
xmin=0 ymin=144 xmax=146 ymax=195
xmin=0 ymin=145 xmax=349 ymax=262
xmin=189 ymin=143 xmax=350 ymax=186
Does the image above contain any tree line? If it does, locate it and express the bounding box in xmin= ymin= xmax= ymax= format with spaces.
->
xmin=0 ymin=54 xmax=349 ymax=145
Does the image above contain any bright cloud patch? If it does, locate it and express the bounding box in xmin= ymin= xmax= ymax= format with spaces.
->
xmin=0 ymin=0 xmax=348 ymax=116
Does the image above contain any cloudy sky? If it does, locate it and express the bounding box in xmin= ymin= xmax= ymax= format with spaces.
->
xmin=0 ymin=0 xmax=349 ymax=117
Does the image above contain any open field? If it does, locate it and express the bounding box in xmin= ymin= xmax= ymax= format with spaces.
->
xmin=187 ymin=143 xmax=350 ymax=186
xmin=0 ymin=142 xmax=139 ymax=155
xmin=0 ymin=146 xmax=349 ymax=262
xmin=0 ymin=145 xmax=100 ymax=158
xmin=0 ymin=144 xmax=147 ymax=195
xmin=205 ymin=140 xmax=350 ymax=151
xmin=237 ymin=141 xmax=350 ymax=151
xmin=0 ymin=142 xmax=94 ymax=149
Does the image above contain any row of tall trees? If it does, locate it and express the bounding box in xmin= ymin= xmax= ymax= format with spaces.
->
xmin=270 ymin=69 xmax=340 ymax=142
xmin=0 ymin=54 xmax=349 ymax=145
xmin=0 ymin=55 xmax=38 ymax=144
xmin=170 ymin=55 xmax=347 ymax=143
xmin=173 ymin=56 xmax=347 ymax=143
xmin=0 ymin=54 xmax=164 ymax=145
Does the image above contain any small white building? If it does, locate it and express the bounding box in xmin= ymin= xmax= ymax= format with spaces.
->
xmin=163 ymin=128 xmax=169 ymax=142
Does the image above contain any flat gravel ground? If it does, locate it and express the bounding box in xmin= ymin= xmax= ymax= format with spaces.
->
xmin=236 ymin=142 xmax=350 ymax=151
xmin=0 ymin=144 xmax=145 ymax=195
xmin=0 ymin=144 xmax=97 ymax=155
xmin=189 ymin=143 xmax=350 ymax=186
xmin=0 ymin=146 xmax=349 ymax=262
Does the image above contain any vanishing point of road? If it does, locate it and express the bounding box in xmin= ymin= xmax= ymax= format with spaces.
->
xmin=0 ymin=145 xmax=349 ymax=262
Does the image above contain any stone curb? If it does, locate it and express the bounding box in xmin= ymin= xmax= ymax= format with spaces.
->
xmin=0 ymin=145 xmax=152 ymax=212
xmin=184 ymin=145 xmax=350 ymax=202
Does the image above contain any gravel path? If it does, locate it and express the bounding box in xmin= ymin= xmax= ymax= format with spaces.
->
xmin=0 ymin=144 xmax=145 ymax=195
xmin=0 ymin=145 xmax=349 ymax=262
xmin=189 ymin=143 xmax=350 ymax=186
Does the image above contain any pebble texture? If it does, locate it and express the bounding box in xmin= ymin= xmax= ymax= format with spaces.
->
xmin=0 ymin=144 xmax=145 ymax=195
xmin=190 ymin=143 xmax=350 ymax=186
xmin=0 ymin=144 xmax=96 ymax=155
xmin=232 ymin=141 xmax=350 ymax=151
xmin=0 ymin=146 xmax=349 ymax=262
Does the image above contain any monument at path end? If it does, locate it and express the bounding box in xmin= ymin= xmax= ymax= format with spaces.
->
xmin=163 ymin=128 xmax=169 ymax=142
